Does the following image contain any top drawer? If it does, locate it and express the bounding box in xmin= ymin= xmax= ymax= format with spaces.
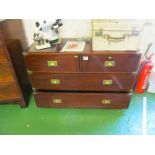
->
xmin=25 ymin=53 xmax=80 ymax=72
xmin=81 ymin=52 xmax=141 ymax=72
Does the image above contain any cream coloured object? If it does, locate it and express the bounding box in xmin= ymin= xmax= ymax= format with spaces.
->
xmin=92 ymin=19 xmax=143 ymax=51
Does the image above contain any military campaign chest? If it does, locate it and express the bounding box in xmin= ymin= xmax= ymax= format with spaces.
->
xmin=24 ymin=39 xmax=141 ymax=109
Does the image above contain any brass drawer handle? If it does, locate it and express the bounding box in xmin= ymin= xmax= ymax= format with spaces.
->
xmin=51 ymin=79 xmax=60 ymax=85
xmin=47 ymin=61 xmax=58 ymax=67
xmin=27 ymin=70 xmax=33 ymax=74
xmin=102 ymin=80 xmax=112 ymax=85
xmin=52 ymin=99 xmax=62 ymax=104
xmin=104 ymin=61 xmax=115 ymax=67
xmin=101 ymin=99 xmax=111 ymax=104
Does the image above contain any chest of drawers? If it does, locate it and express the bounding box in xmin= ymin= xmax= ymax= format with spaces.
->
xmin=24 ymin=39 xmax=141 ymax=109
xmin=0 ymin=29 xmax=31 ymax=107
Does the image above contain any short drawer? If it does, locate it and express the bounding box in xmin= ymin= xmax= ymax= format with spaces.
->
xmin=0 ymin=82 xmax=20 ymax=101
xmin=0 ymin=47 xmax=8 ymax=64
xmin=34 ymin=91 xmax=131 ymax=109
xmin=30 ymin=72 xmax=136 ymax=91
xmin=81 ymin=53 xmax=141 ymax=72
xmin=25 ymin=53 xmax=80 ymax=72
xmin=0 ymin=64 xmax=14 ymax=82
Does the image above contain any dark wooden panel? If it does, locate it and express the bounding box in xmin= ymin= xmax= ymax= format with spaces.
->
xmin=29 ymin=72 xmax=136 ymax=91
xmin=0 ymin=82 xmax=20 ymax=101
xmin=6 ymin=40 xmax=32 ymax=107
xmin=34 ymin=91 xmax=131 ymax=109
xmin=25 ymin=54 xmax=80 ymax=72
xmin=0 ymin=64 xmax=14 ymax=82
xmin=81 ymin=53 xmax=141 ymax=72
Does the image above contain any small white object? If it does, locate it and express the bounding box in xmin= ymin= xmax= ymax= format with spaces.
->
xmin=83 ymin=56 xmax=88 ymax=61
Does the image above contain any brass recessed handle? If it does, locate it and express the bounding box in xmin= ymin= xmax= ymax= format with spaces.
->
xmin=101 ymin=99 xmax=111 ymax=104
xmin=51 ymin=79 xmax=60 ymax=85
xmin=52 ymin=99 xmax=62 ymax=104
xmin=104 ymin=61 xmax=115 ymax=67
xmin=47 ymin=61 xmax=58 ymax=67
xmin=102 ymin=80 xmax=112 ymax=85
xmin=27 ymin=70 xmax=33 ymax=74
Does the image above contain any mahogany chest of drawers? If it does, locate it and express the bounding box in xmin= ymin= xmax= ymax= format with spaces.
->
xmin=24 ymin=39 xmax=141 ymax=109
xmin=0 ymin=29 xmax=31 ymax=107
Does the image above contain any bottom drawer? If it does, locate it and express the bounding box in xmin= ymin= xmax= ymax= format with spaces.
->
xmin=0 ymin=82 xmax=20 ymax=102
xmin=34 ymin=91 xmax=132 ymax=109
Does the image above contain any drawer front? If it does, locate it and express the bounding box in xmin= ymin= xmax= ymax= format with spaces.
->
xmin=0 ymin=47 xmax=8 ymax=64
xmin=34 ymin=92 xmax=131 ymax=109
xmin=0 ymin=64 xmax=15 ymax=82
xmin=0 ymin=82 xmax=20 ymax=101
xmin=25 ymin=54 xmax=80 ymax=72
xmin=30 ymin=73 xmax=136 ymax=91
xmin=81 ymin=53 xmax=141 ymax=72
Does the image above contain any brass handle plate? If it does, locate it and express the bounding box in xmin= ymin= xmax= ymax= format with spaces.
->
xmin=52 ymin=99 xmax=62 ymax=104
xmin=101 ymin=99 xmax=111 ymax=104
xmin=102 ymin=80 xmax=112 ymax=85
xmin=104 ymin=61 xmax=115 ymax=67
xmin=47 ymin=61 xmax=58 ymax=67
xmin=51 ymin=79 xmax=60 ymax=85
xmin=27 ymin=70 xmax=33 ymax=74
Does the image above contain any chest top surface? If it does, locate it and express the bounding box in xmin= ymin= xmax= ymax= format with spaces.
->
xmin=26 ymin=38 xmax=140 ymax=55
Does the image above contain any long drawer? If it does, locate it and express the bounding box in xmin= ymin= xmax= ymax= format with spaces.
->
xmin=29 ymin=72 xmax=136 ymax=91
xmin=0 ymin=64 xmax=14 ymax=82
xmin=34 ymin=91 xmax=131 ymax=109
xmin=0 ymin=82 xmax=20 ymax=101
xmin=25 ymin=53 xmax=80 ymax=72
xmin=81 ymin=53 xmax=141 ymax=72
